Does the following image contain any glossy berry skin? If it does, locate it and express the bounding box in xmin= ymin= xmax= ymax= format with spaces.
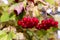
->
xmin=18 ymin=17 xmax=58 ymax=30
xmin=17 ymin=20 xmax=22 ymax=26
xmin=32 ymin=17 xmax=39 ymax=26
xmin=54 ymin=21 xmax=58 ymax=26
xmin=36 ymin=24 xmax=43 ymax=30
xmin=41 ymin=20 xmax=46 ymax=24
xmin=18 ymin=17 xmax=39 ymax=28
xmin=18 ymin=20 xmax=27 ymax=28
xmin=36 ymin=18 xmax=58 ymax=30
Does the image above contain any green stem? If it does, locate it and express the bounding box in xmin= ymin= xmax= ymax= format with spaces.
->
xmin=18 ymin=26 xmax=32 ymax=40
xmin=26 ymin=29 xmax=40 ymax=40
xmin=17 ymin=26 xmax=40 ymax=40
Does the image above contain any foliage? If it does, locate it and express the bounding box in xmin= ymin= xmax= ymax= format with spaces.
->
xmin=0 ymin=30 xmax=16 ymax=40
xmin=0 ymin=0 xmax=59 ymax=40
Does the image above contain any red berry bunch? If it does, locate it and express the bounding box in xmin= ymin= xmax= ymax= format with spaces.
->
xmin=18 ymin=17 xmax=39 ymax=28
xmin=36 ymin=18 xmax=58 ymax=30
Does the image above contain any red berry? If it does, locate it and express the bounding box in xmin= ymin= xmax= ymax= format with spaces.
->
xmin=49 ymin=18 xmax=54 ymax=21
xmin=36 ymin=24 xmax=43 ymax=30
xmin=47 ymin=20 xmax=51 ymax=24
xmin=23 ymin=17 xmax=27 ymax=21
xmin=41 ymin=20 xmax=46 ymax=24
xmin=54 ymin=21 xmax=58 ymax=28
xmin=21 ymin=23 xmax=27 ymax=28
xmin=51 ymin=21 xmax=55 ymax=26
xmin=32 ymin=17 xmax=39 ymax=26
xmin=54 ymin=21 xmax=58 ymax=25
xmin=17 ymin=20 xmax=22 ymax=26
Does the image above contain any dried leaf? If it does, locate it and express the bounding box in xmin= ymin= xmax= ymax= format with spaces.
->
xmin=14 ymin=2 xmax=24 ymax=15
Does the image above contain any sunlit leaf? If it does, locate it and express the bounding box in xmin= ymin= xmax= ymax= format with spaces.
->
xmin=33 ymin=6 xmax=40 ymax=17
xmin=23 ymin=0 xmax=27 ymax=8
xmin=10 ymin=15 xmax=16 ymax=20
xmin=0 ymin=31 xmax=7 ymax=39
xmin=8 ymin=0 xmax=14 ymax=4
xmin=45 ymin=0 xmax=55 ymax=5
xmin=26 ymin=30 xmax=33 ymax=37
xmin=0 ymin=35 xmax=8 ymax=40
xmin=0 ymin=31 xmax=16 ymax=40
xmin=7 ymin=31 xmax=16 ymax=40
xmin=1 ymin=12 xmax=9 ymax=22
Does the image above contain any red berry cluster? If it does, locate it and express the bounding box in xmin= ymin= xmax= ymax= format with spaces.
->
xmin=18 ymin=17 xmax=39 ymax=28
xmin=36 ymin=18 xmax=58 ymax=30
xmin=18 ymin=17 xmax=58 ymax=30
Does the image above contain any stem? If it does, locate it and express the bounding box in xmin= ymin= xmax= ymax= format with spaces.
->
xmin=26 ymin=29 xmax=40 ymax=40
xmin=17 ymin=26 xmax=40 ymax=40
xmin=33 ymin=33 xmax=40 ymax=40
xmin=17 ymin=26 xmax=32 ymax=40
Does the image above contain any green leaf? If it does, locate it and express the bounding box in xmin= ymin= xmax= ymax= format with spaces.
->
xmin=8 ymin=0 xmax=14 ymax=4
xmin=0 ymin=30 xmax=7 ymax=40
xmin=0 ymin=30 xmax=16 ymax=40
xmin=0 ymin=35 xmax=8 ymax=40
xmin=33 ymin=7 xmax=40 ymax=17
xmin=26 ymin=30 xmax=33 ymax=37
xmin=7 ymin=31 xmax=15 ymax=40
xmin=1 ymin=12 xmax=9 ymax=22
xmin=47 ymin=27 xmax=57 ymax=34
xmin=17 ymin=11 xmax=26 ymax=20
xmin=45 ymin=0 xmax=55 ymax=5
xmin=36 ymin=30 xmax=47 ymax=37
xmin=23 ymin=0 xmax=27 ymax=8
xmin=10 ymin=15 xmax=16 ymax=20
xmin=0 ymin=31 xmax=7 ymax=39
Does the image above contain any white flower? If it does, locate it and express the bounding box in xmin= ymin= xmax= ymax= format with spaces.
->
xmin=2 ymin=0 xmax=8 ymax=4
xmin=46 ymin=9 xmax=52 ymax=13
xmin=57 ymin=7 xmax=60 ymax=12
xmin=58 ymin=30 xmax=60 ymax=38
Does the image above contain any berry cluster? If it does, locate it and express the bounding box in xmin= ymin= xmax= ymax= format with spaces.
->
xmin=18 ymin=17 xmax=39 ymax=28
xmin=36 ymin=18 xmax=58 ymax=30
xmin=18 ymin=17 xmax=58 ymax=30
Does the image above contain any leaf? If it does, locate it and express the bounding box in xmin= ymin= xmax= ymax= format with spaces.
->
xmin=26 ymin=30 xmax=33 ymax=37
xmin=23 ymin=0 xmax=27 ymax=8
xmin=0 ymin=35 xmax=8 ymax=40
xmin=14 ymin=2 xmax=24 ymax=15
xmin=0 ymin=31 xmax=16 ymax=40
xmin=45 ymin=0 xmax=55 ymax=5
xmin=36 ymin=30 xmax=47 ymax=37
xmin=0 ymin=30 xmax=7 ymax=40
xmin=1 ymin=12 xmax=9 ymax=22
xmin=10 ymin=15 xmax=16 ymax=20
xmin=7 ymin=31 xmax=16 ymax=40
xmin=33 ymin=6 xmax=40 ymax=17
xmin=52 ymin=27 xmax=58 ymax=32
xmin=47 ymin=27 xmax=57 ymax=34
xmin=0 ymin=31 xmax=7 ymax=39
xmin=8 ymin=0 xmax=14 ymax=4
xmin=17 ymin=11 xmax=26 ymax=20
xmin=8 ymin=4 xmax=17 ymax=14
